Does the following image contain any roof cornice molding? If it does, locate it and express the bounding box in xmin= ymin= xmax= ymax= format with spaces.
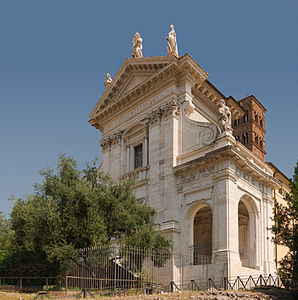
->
xmin=89 ymin=61 xmax=180 ymax=131
xmin=173 ymin=139 xmax=279 ymax=189
xmin=89 ymin=55 xmax=210 ymax=130
xmin=89 ymin=54 xmax=244 ymax=131
xmin=90 ymin=56 xmax=177 ymax=118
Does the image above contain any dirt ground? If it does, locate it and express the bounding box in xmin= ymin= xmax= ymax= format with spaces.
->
xmin=0 ymin=287 xmax=297 ymax=300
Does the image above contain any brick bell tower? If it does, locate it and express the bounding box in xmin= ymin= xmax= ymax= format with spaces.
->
xmin=232 ymin=95 xmax=266 ymax=161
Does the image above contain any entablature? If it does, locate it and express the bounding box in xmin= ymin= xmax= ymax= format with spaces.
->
xmin=89 ymin=54 xmax=244 ymax=133
xmin=173 ymin=138 xmax=279 ymax=191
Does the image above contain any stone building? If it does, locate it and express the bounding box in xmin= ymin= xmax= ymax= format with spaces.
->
xmin=89 ymin=31 xmax=280 ymax=283
xmin=267 ymin=162 xmax=291 ymax=271
xmin=232 ymin=95 xmax=266 ymax=162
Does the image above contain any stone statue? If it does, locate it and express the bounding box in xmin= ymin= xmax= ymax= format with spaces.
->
xmin=218 ymin=99 xmax=232 ymax=133
xmin=104 ymin=73 xmax=112 ymax=87
xmin=166 ymin=24 xmax=178 ymax=57
xmin=132 ymin=32 xmax=143 ymax=58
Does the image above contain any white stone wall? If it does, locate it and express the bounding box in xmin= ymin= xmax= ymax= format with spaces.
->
xmin=98 ymin=67 xmax=277 ymax=283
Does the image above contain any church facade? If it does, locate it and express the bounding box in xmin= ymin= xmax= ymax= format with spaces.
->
xmin=89 ymin=28 xmax=279 ymax=284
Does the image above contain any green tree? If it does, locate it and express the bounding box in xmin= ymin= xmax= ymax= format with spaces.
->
xmin=272 ymin=162 xmax=298 ymax=288
xmin=2 ymin=154 xmax=171 ymax=276
xmin=0 ymin=211 xmax=13 ymax=253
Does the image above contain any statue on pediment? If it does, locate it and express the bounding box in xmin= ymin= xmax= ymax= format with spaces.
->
xmin=104 ymin=73 xmax=112 ymax=87
xmin=167 ymin=24 xmax=178 ymax=57
xmin=219 ymin=99 xmax=232 ymax=133
xmin=132 ymin=32 xmax=143 ymax=58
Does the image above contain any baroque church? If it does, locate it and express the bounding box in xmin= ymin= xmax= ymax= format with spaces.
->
xmin=89 ymin=26 xmax=279 ymax=283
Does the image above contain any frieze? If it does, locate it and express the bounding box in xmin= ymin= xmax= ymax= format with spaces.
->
xmin=179 ymin=166 xmax=215 ymax=185
xmin=236 ymin=167 xmax=264 ymax=190
xmin=104 ymin=87 xmax=174 ymax=132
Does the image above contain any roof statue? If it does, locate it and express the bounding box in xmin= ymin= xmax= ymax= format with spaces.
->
xmin=104 ymin=73 xmax=112 ymax=87
xmin=132 ymin=32 xmax=143 ymax=58
xmin=166 ymin=24 xmax=178 ymax=57
xmin=219 ymin=99 xmax=232 ymax=134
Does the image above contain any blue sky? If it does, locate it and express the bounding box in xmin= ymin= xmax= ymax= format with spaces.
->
xmin=0 ymin=0 xmax=297 ymax=216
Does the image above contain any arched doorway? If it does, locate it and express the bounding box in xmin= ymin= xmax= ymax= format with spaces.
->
xmin=238 ymin=199 xmax=256 ymax=268
xmin=193 ymin=205 xmax=212 ymax=264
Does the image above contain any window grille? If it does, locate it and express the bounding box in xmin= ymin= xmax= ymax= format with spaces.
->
xmin=134 ymin=144 xmax=143 ymax=169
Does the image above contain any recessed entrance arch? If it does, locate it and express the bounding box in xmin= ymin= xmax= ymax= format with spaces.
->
xmin=192 ymin=205 xmax=212 ymax=264
xmin=238 ymin=197 xmax=256 ymax=269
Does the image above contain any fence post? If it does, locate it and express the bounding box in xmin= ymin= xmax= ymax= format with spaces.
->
xmin=223 ymin=277 xmax=227 ymax=290
xmin=260 ymin=275 xmax=263 ymax=286
xmin=114 ymin=255 xmax=117 ymax=291
xmin=151 ymin=249 xmax=154 ymax=291
xmin=65 ymin=276 xmax=68 ymax=296
xmin=20 ymin=278 xmax=22 ymax=294
xmin=170 ymin=281 xmax=174 ymax=292
xmin=46 ymin=278 xmax=48 ymax=291
xmin=208 ymin=278 xmax=212 ymax=290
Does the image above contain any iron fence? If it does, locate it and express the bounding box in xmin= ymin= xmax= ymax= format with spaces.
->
xmin=0 ymin=277 xmax=57 ymax=293
xmin=175 ymin=274 xmax=282 ymax=292
xmin=239 ymin=247 xmax=256 ymax=269
xmin=0 ymin=274 xmax=282 ymax=298
xmin=0 ymin=245 xmax=282 ymax=296
xmin=188 ymin=245 xmax=212 ymax=265
xmin=66 ymin=245 xmax=173 ymax=290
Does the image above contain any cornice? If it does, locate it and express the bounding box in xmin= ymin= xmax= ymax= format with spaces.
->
xmin=90 ymin=56 xmax=177 ymax=117
xmin=89 ymin=62 xmax=180 ymax=131
xmin=99 ymin=99 xmax=180 ymax=149
xmin=173 ymin=143 xmax=279 ymax=189
xmin=90 ymin=54 xmax=244 ymax=132
xmin=195 ymin=81 xmax=243 ymax=119
xmin=89 ymin=55 xmax=212 ymax=132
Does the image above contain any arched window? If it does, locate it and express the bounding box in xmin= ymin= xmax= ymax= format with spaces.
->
xmin=242 ymin=133 xmax=249 ymax=144
xmin=243 ymin=111 xmax=248 ymax=122
xmin=193 ymin=205 xmax=212 ymax=265
xmin=242 ymin=134 xmax=246 ymax=144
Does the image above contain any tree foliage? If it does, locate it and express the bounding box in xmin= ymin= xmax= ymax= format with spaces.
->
xmin=272 ymin=162 xmax=298 ymax=288
xmin=0 ymin=154 xmax=171 ymax=276
xmin=0 ymin=212 xmax=13 ymax=255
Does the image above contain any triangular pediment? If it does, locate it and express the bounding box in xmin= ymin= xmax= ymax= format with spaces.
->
xmin=117 ymin=73 xmax=153 ymax=99
xmin=90 ymin=56 xmax=177 ymax=119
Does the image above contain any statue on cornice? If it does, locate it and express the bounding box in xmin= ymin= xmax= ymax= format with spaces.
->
xmin=104 ymin=73 xmax=112 ymax=87
xmin=219 ymin=99 xmax=232 ymax=134
xmin=132 ymin=32 xmax=143 ymax=58
xmin=166 ymin=24 xmax=178 ymax=57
